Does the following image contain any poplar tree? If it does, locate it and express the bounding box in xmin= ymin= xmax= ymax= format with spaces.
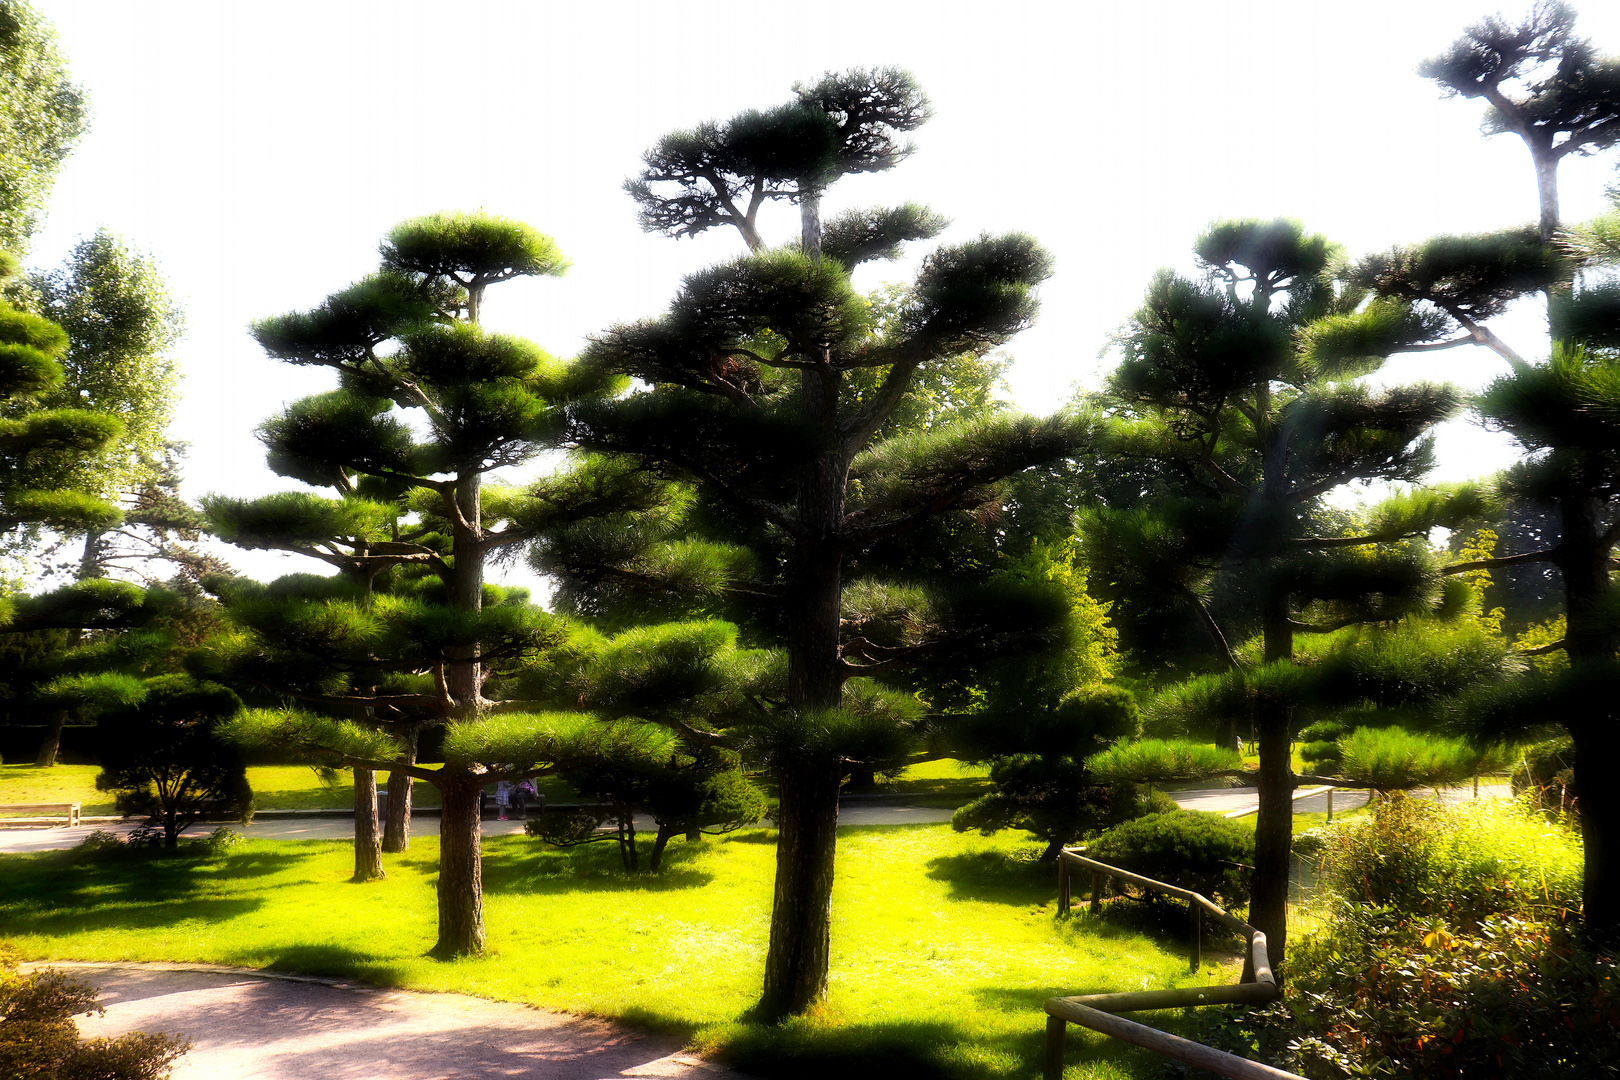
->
xmin=1094 ymin=218 xmax=1483 ymax=969
xmin=558 ymin=69 xmax=1097 ymax=1017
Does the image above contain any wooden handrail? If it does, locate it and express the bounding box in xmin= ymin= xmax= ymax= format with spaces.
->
xmin=1044 ymin=847 xmax=1304 ymax=1080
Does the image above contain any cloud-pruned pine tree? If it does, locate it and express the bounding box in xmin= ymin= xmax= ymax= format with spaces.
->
xmin=553 ymin=68 xmax=1100 ymax=1017
xmin=205 ymin=212 xmax=610 ymax=953
xmin=1091 ymin=218 xmax=1487 ymax=970
xmin=1350 ymin=4 xmax=1620 ymax=935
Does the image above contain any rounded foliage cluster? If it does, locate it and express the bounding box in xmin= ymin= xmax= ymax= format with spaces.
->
xmin=1086 ymin=809 xmax=1255 ymax=908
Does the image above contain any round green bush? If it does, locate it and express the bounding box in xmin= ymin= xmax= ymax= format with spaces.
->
xmin=1085 ymin=809 xmax=1256 ymax=908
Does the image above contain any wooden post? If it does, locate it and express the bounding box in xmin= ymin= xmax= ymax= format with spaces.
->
xmin=1058 ymin=856 xmax=1072 ymax=913
xmin=1473 ymin=774 xmax=1479 ymax=799
xmin=1090 ymin=872 xmax=1104 ymax=914
xmin=1189 ymin=901 xmax=1202 ymax=974
xmin=1044 ymin=1014 xmax=1067 ymax=1080
xmin=1326 ymin=788 xmax=1333 ymax=822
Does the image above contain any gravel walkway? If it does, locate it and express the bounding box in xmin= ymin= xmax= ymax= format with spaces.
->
xmin=41 ymin=962 xmax=741 ymax=1080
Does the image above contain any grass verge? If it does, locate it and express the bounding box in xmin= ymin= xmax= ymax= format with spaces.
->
xmin=0 ymin=823 xmax=1228 ymax=1079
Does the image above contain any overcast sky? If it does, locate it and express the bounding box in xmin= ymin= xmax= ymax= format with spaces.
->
xmin=24 ymin=0 xmax=1620 ymax=587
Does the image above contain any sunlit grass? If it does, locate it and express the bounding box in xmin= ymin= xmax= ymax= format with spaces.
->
xmin=0 ymin=823 xmax=1225 ymax=1079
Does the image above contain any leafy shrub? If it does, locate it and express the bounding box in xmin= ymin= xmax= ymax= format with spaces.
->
xmin=0 ymin=944 xmax=189 ymax=1079
xmin=1318 ymin=794 xmax=1581 ymax=925
xmin=75 ymin=829 xmax=124 ymax=853
xmin=950 ymin=758 xmax=1174 ymax=860
xmin=1171 ymin=798 xmax=1598 ymax=1080
xmin=1086 ymin=810 xmax=1255 ymax=908
xmin=192 ymin=826 xmax=244 ymax=855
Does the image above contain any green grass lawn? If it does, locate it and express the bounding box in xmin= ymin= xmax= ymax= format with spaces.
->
xmin=0 ymin=823 xmax=1227 ymax=1079
xmin=883 ymin=758 xmax=991 ymax=797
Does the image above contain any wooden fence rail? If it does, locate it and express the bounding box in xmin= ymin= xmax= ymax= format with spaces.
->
xmin=1044 ymin=848 xmax=1306 ymax=1080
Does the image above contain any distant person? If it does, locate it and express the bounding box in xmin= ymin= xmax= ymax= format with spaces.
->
xmin=495 ymin=780 xmax=512 ymax=820
xmin=512 ymin=778 xmax=535 ymax=818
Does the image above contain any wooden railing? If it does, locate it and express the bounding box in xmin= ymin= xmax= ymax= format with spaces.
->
xmin=1044 ymin=848 xmax=1306 ymax=1080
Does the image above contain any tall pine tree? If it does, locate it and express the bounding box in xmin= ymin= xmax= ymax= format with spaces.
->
xmin=1093 ymin=218 xmax=1483 ymax=969
xmin=555 ymin=69 xmax=1098 ymax=1016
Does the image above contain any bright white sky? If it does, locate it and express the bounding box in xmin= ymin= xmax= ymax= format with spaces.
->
xmin=24 ymin=0 xmax=1620 ymax=588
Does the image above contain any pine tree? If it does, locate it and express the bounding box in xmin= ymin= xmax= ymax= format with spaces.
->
xmin=1091 ymin=218 xmax=1484 ymax=969
xmin=207 ymin=212 xmax=596 ymax=949
xmin=1365 ymin=4 xmax=1620 ymax=935
xmin=555 ymin=69 xmax=1097 ymax=1016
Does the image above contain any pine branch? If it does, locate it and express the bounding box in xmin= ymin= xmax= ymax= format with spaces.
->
xmin=1516 ymin=638 xmax=1566 ymax=656
xmin=1440 ymin=547 xmax=1559 ymax=574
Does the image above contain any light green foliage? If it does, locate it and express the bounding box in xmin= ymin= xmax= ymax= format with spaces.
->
xmin=1085 ymin=739 xmax=1241 ymax=786
xmin=0 ymin=255 xmax=124 ymax=536
xmin=381 ymin=211 xmax=568 ymax=287
xmin=0 ymin=1 xmax=87 ymax=256
xmin=1514 ymin=612 xmax=1569 ymax=674
xmin=1334 ymin=726 xmax=1513 ymax=792
xmin=991 ymin=538 xmax=1118 ymax=687
xmin=29 ymin=231 xmax=183 ymax=504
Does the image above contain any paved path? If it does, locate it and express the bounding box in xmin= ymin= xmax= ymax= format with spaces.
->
xmin=0 ymin=804 xmax=957 ymax=852
xmin=0 ymin=785 xmax=1513 ymax=854
xmin=35 ymin=962 xmax=739 ymax=1080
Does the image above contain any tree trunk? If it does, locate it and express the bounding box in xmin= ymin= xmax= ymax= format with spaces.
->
xmin=1533 ymin=150 xmax=1561 ymax=247
xmin=382 ymin=726 xmax=418 ymax=853
xmin=760 ymin=757 xmax=842 ymax=1019
xmin=1247 ymin=594 xmax=1295 ymax=976
xmin=352 ymin=767 xmax=384 ymax=882
xmin=33 ymin=708 xmax=68 ymax=767
xmin=800 ymin=187 xmax=823 ymax=259
xmin=1558 ymin=495 xmax=1620 ymax=937
xmin=651 ymin=824 xmax=676 ymax=871
xmin=432 ymin=774 xmax=485 ymax=958
xmin=445 ymin=472 xmax=483 ymax=709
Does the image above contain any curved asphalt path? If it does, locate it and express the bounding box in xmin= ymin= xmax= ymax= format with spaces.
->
xmin=32 ymin=962 xmax=741 ymax=1080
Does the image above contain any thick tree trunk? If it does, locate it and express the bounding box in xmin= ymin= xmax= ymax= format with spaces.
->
xmin=33 ymin=708 xmax=68 ymax=767
xmin=760 ymin=757 xmax=842 ymax=1019
xmin=1558 ymin=495 xmax=1620 ymax=937
xmin=650 ymin=824 xmax=677 ymax=871
xmin=1247 ymin=594 xmax=1295 ymax=976
xmin=1533 ymin=150 xmax=1561 ymax=247
xmin=800 ymin=188 xmax=823 ymax=259
xmin=432 ymin=774 xmax=485 ymax=957
xmin=352 ymin=767 xmax=384 ymax=882
xmin=382 ymin=726 xmax=418 ymax=853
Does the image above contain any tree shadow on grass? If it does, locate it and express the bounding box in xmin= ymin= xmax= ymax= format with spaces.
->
xmin=924 ymin=849 xmax=1055 ymax=906
xmin=260 ymin=943 xmax=414 ymax=987
xmin=713 ymin=1013 xmax=1161 ymax=1080
xmin=0 ymin=848 xmax=312 ymax=936
xmin=472 ymin=837 xmax=718 ymax=895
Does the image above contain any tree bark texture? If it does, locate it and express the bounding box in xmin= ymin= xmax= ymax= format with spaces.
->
xmin=382 ymin=726 xmax=418 ymax=853
xmin=433 ymin=773 xmax=485 ymax=957
xmin=33 ymin=708 xmax=68 ymax=767
xmin=760 ymin=757 xmax=843 ymax=1018
xmin=445 ymin=472 xmax=483 ymax=710
xmin=352 ymin=767 xmax=384 ymax=882
xmin=1247 ymin=594 xmax=1295 ymax=974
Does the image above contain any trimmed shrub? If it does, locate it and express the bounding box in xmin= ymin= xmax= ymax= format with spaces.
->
xmin=1086 ymin=810 xmax=1255 ymax=908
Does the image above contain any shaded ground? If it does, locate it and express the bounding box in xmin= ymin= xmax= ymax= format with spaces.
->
xmin=42 ymin=962 xmax=741 ymax=1080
